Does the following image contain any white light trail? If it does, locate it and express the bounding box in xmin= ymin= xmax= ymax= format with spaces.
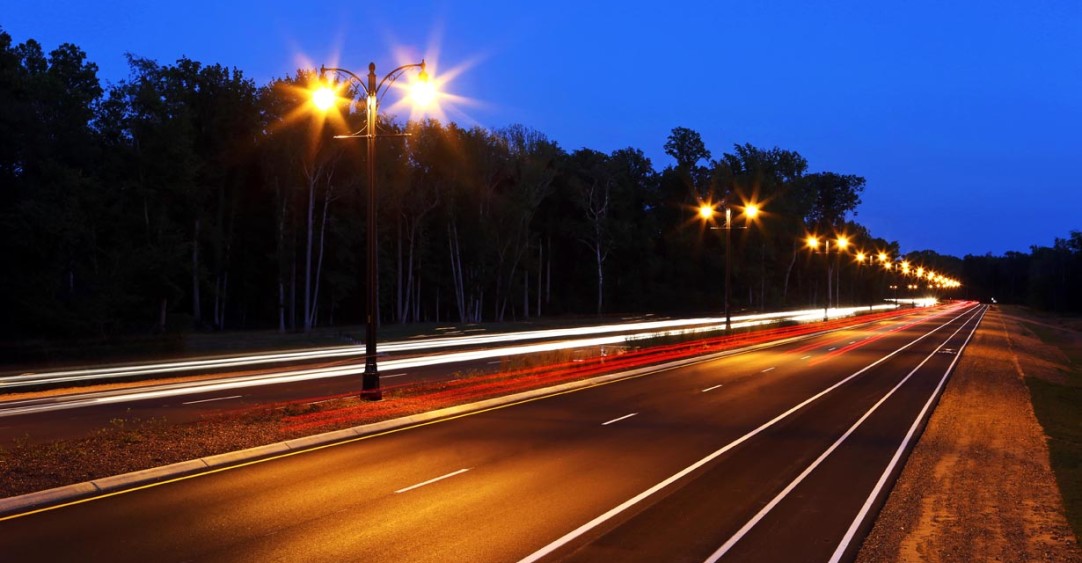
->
xmin=0 ymin=305 xmax=903 ymax=413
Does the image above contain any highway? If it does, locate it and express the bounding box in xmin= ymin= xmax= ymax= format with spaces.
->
xmin=0 ymin=302 xmax=984 ymax=561
xmin=0 ymin=306 xmax=895 ymax=443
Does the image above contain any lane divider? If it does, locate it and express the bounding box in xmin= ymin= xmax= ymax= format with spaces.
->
xmin=181 ymin=395 xmax=243 ymax=406
xmin=602 ymin=413 xmax=638 ymax=426
xmin=394 ymin=468 xmax=471 ymax=494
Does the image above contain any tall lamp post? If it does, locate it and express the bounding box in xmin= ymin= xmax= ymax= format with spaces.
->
xmin=806 ymin=234 xmax=849 ymax=322
xmin=698 ymin=201 xmax=760 ymax=332
xmin=312 ymin=60 xmax=435 ymax=401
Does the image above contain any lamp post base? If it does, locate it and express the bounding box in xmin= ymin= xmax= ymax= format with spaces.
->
xmin=361 ymin=367 xmax=382 ymax=401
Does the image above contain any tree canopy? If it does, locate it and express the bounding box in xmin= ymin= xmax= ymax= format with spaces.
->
xmin=2 ymin=30 xmax=1074 ymax=343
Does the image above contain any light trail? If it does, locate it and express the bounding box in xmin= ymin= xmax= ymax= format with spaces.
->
xmin=0 ymin=305 xmax=900 ymax=391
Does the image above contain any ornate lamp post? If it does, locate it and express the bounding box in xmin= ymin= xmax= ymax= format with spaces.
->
xmin=806 ymin=234 xmax=850 ymax=322
xmin=312 ymin=60 xmax=435 ymax=400
xmin=699 ymin=202 xmax=760 ymax=332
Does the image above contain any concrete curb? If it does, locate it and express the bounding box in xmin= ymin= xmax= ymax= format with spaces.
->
xmin=0 ymin=320 xmax=866 ymax=518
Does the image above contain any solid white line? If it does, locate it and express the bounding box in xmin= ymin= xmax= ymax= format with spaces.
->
xmin=706 ymin=305 xmax=983 ymax=561
xmin=487 ymin=361 xmax=502 ymax=365
xmin=602 ymin=413 xmax=638 ymax=426
xmin=828 ymin=347 xmax=837 ymax=351
xmin=181 ymin=395 xmax=242 ymax=405
xmin=702 ymin=385 xmax=723 ymax=393
xmin=761 ymin=367 xmax=775 ymax=373
xmin=518 ymin=305 xmax=978 ymax=563
xmin=382 ymin=373 xmax=407 ymax=379
xmin=827 ymin=305 xmax=986 ymax=562
xmin=849 ymin=341 xmax=856 ymax=344
xmin=801 ymin=355 xmax=812 ymax=360
xmin=394 ymin=468 xmax=471 ymax=494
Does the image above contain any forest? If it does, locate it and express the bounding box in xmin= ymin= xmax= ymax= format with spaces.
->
xmin=2 ymin=30 xmax=1079 ymax=342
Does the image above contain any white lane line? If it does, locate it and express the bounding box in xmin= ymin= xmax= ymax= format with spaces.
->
xmin=602 ymin=413 xmax=638 ymax=426
xmin=705 ymin=305 xmax=984 ymax=562
xmin=761 ymin=367 xmax=775 ymax=373
xmin=181 ymin=395 xmax=242 ymax=405
xmin=382 ymin=373 xmax=407 ymax=379
xmin=800 ymin=355 xmax=812 ymax=360
xmin=849 ymin=341 xmax=856 ymax=344
xmin=702 ymin=385 xmax=723 ymax=393
xmin=394 ymin=468 xmax=471 ymax=494
xmin=828 ymin=305 xmax=986 ymax=562
xmin=828 ymin=347 xmax=837 ymax=351
xmin=518 ymin=305 xmax=980 ymax=563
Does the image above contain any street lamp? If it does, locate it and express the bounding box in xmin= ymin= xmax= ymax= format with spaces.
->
xmin=698 ymin=201 xmax=760 ymax=332
xmin=806 ymin=234 xmax=850 ymax=322
xmin=313 ymin=59 xmax=435 ymax=401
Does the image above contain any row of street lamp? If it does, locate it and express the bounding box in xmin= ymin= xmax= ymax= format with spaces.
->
xmin=803 ymin=234 xmax=961 ymax=321
xmin=303 ymin=52 xmax=962 ymax=401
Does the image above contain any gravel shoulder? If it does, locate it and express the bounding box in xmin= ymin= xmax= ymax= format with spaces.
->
xmin=858 ymin=307 xmax=1081 ymax=561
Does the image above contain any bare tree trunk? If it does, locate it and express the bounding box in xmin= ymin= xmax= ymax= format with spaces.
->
xmin=396 ymin=216 xmax=403 ymax=323
xmin=192 ymin=218 xmax=201 ymax=326
xmin=546 ymin=237 xmax=551 ymax=307
xmin=595 ymin=241 xmax=604 ymax=316
xmin=448 ymin=221 xmax=467 ymax=323
xmin=290 ymin=248 xmax=297 ymax=331
xmin=536 ymin=243 xmax=542 ymax=317
xmin=783 ymin=242 xmax=798 ymax=304
xmin=278 ymin=281 xmax=286 ymax=333
xmin=308 ymin=185 xmax=333 ymax=329
xmin=303 ymin=173 xmax=316 ymax=333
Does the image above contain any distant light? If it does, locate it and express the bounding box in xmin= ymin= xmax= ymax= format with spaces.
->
xmin=836 ymin=236 xmax=849 ymax=250
xmin=699 ymin=204 xmax=715 ymax=220
xmin=744 ymin=203 xmax=760 ymax=219
xmin=806 ymin=235 xmax=820 ymax=249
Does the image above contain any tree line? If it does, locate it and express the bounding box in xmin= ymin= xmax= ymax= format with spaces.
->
xmin=2 ymin=31 xmax=1075 ymax=341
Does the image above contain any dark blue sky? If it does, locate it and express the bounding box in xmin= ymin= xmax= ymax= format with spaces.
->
xmin=6 ymin=1 xmax=1080 ymax=257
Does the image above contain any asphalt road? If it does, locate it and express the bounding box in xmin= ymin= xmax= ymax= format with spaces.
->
xmin=0 ymin=302 xmax=984 ymax=562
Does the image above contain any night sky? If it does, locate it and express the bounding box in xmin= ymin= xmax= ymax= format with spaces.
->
xmin=5 ymin=1 xmax=1079 ymax=257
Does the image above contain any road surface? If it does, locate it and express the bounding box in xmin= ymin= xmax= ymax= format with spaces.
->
xmin=0 ymin=302 xmax=984 ymax=562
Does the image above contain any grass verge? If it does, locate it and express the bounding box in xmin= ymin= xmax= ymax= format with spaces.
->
xmin=1014 ymin=309 xmax=1082 ymax=541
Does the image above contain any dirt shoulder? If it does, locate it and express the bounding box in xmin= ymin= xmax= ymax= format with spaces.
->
xmin=858 ymin=307 xmax=1081 ymax=561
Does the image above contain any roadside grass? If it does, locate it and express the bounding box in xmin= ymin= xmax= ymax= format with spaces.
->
xmin=1015 ymin=310 xmax=1082 ymax=541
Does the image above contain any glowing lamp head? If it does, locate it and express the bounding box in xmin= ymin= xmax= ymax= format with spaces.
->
xmin=836 ymin=236 xmax=849 ymax=250
xmin=878 ymin=252 xmax=888 ymax=263
xmin=698 ymin=204 xmax=715 ymax=221
xmin=744 ymin=203 xmax=760 ymax=219
xmin=856 ymin=252 xmax=866 ymax=263
xmin=409 ymin=63 xmax=437 ymax=108
xmin=806 ymin=235 xmax=820 ymax=249
xmin=312 ymin=85 xmax=336 ymax=112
